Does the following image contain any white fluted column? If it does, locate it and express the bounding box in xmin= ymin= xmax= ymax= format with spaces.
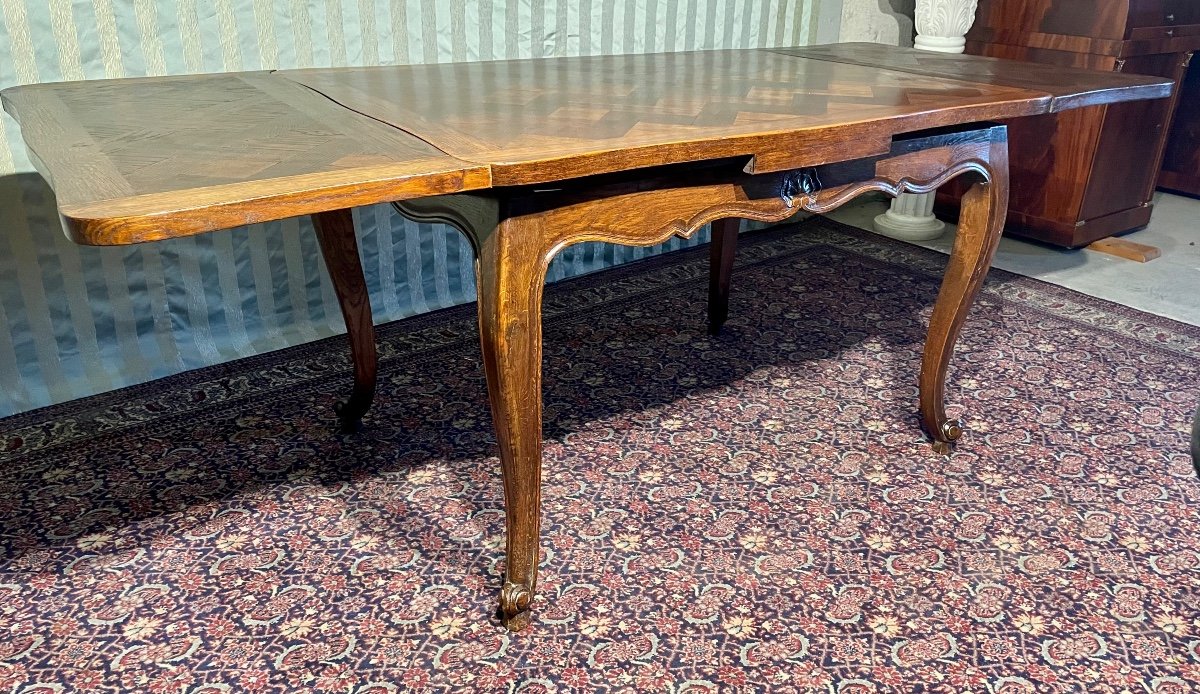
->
xmin=872 ymin=186 xmax=945 ymax=240
xmin=873 ymin=0 xmax=980 ymax=241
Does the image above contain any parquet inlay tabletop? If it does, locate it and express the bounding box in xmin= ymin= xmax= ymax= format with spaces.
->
xmin=1 ymin=44 xmax=1173 ymax=239
xmin=778 ymin=43 xmax=1170 ymax=111
xmin=0 ymin=72 xmax=489 ymax=243
xmin=285 ymin=47 xmax=1055 ymax=184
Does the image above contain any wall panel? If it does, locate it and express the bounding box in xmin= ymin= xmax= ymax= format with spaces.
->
xmin=0 ymin=0 xmax=823 ymax=416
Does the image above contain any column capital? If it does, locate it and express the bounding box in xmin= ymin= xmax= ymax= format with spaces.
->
xmin=915 ymin=0 xmax=979 ymax=55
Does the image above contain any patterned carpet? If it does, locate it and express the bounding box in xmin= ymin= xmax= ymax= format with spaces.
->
xmin=2 ymin=218 xmax=1199 ymax=693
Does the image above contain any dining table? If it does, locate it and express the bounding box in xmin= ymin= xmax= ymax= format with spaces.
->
xmin=1 ymin=43 xmax=1174 ymax=631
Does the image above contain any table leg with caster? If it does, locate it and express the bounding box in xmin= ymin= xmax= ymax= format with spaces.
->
xmin=917 ymin=134 xmax=1009 ymax=455
xmin=313 ymin=208 xmax=378 ymax=432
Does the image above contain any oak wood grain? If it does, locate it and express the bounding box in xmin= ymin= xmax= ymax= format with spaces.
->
xmin=283 ymin=45 xmax=1168 ymax=185
xmin=780 ymin=43 xmax=1175 ymax=111
xmin=917 ymin=132 xmax=1009 ymax=454
xmin=390 ymin=165 xmax=813 ymax=630
xmin=0 ymin=72 xmax=491 ymax=244
xmin=967 ymin=28 xmax=1200 ymax=58
xmin=312 ymin=208 xmax=378 ymax=432
xmin=3 ymin=45 xmax=1172 ymax=243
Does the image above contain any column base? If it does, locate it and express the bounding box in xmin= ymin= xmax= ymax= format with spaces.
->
xmin=914 ymin=35 xmax=967 ymax=53
xmin=873 ymin=202 xmax=947 ymax=241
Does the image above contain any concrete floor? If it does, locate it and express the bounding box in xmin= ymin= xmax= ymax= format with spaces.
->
xmin=827 ymin=192 xmax=1200 ymax=326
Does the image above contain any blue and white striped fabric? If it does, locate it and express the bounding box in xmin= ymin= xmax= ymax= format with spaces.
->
xmin=0 ymin=0 xmax=825 ymax=417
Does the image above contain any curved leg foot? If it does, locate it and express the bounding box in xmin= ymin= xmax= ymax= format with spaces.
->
xmin=331 ymin=400 xmax=369 ymax=433
xmin=499 ymin=581 xmax=534 ymax=632
xmin=313 ymin=208 xmax=377 ymax=432
xmin=707 ymin=218 xmax=739 ymax=335
xmin=930 ymin=419 xmax=964 ymax=455
xmin=919 ymin=134 xmax=1009 ymax=454
xmin=476 ymin=213 xmax=546 ymax=632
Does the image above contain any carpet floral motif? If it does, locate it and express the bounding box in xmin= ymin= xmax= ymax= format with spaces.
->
xmin=1 ymin=219 xmax=1199 ymax=693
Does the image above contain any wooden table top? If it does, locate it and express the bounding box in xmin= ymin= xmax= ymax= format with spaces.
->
xmin=286 ymin=45 xmax=1168 ymax=185
xmin=778 ymin=44 xmax=1162 ymax=112
xmin=0 ymin=72 xmax=490 ymax=244
xmin=1 ymin=43 xmax=1172 ymax=245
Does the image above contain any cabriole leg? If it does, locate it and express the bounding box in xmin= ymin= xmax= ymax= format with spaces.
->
xmin=918 ymin=138 xmax=1010 ymax=454
xmin=313 ymin=208 xmax=377 ymax=432
xmin=475 ymin=213 xmax=548 ymax=632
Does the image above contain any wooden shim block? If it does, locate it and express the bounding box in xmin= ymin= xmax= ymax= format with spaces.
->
xmin=1086 ymin=237 xmax=1161 ymax=262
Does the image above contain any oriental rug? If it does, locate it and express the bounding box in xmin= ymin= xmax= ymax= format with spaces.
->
xmin=2 ymin=218 xmax=1199 ymax=693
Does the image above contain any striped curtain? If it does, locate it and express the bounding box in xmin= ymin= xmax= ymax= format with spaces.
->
xmin=0 ymin=0 xmax=823 ymax=417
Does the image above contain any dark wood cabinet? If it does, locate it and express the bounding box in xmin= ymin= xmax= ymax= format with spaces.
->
xmin=1160 ymin=56 xmax=1200 ymax=196
xmin=949 ymin=0 xmax=1199 ymax=247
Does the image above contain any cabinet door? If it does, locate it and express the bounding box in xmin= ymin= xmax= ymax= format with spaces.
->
xmin=1159 ymin=54 xmax=1200 ymax=196
xmin=972 ymin=0 xmax=1131 ymax=39
xmin=1080 ymin=52 xmax=1190 ymax=219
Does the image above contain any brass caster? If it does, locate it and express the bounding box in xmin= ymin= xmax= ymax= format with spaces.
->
xmin=500 ymin=581 xmax=533 ymax=632
xmin=930 ymin=419 xmax=962 ymax=455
